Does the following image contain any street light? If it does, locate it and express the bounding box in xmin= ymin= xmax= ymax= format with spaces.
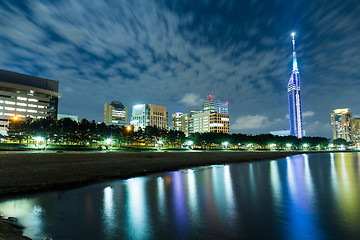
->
xmin=223 ymin=142 xmax=229 ymax=149
xmin=269 ymin=143 xmax=276 ymax=149
xmin=34 ymin=136 xmax=44 ymax=148
xmin=303 ymin=143 xmax=308 ymax=149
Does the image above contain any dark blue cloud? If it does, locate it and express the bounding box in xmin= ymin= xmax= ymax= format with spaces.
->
xmin=0 ymin=0 xmax=359 ymax=137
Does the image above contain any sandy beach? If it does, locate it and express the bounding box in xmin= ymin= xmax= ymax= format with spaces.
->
xmin=0 ymin=150 xmax=329 ymax=196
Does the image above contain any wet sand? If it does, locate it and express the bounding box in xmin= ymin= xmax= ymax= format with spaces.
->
xmin=0 ymin=150 xmax=323 ymax=196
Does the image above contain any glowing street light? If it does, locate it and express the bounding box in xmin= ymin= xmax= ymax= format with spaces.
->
xmin=286 ymin=143 xmax=292 ymax=148
xmin=34 ymin=136 xmax=44 ymax=148
xmin=126 ymin=126 xmax=131 ymax=131
xmin=303 ymin=143 xmax=309 ymax=148
xmin=186 ymin=140 xmax=194 ymax=146
xmin=106 ymin=138 xmax=112 ymax=145
xmin=269 ymin=143 xmax=276 ymax=149
xmin=223 ymin=142 xmax=229 ymax=148
xmin=13 ymin=115 xmax=19 ymax=121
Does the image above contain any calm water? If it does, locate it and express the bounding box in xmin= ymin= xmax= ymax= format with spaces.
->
xmin=1 ymin=152 xmax=360 ymax=240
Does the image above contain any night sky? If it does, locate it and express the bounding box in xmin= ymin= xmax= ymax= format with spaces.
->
xmin=1 ymin=0 xmax=360 ymax=138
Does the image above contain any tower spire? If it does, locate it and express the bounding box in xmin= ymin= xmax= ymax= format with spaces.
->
xmin=291 ymin=32 xmax=298 ymax=70
xmin=288 ymin=32 xmax=303 ymax=138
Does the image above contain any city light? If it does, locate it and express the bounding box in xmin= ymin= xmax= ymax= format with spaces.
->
xmin=106 ymin=139 xmax=112 ymax=145
xmin=127 ymin=126 xmax=131 ymax=131
xmin=269 ymin=143 xmax=276 ymax=149
xmin=286 ymin=143 xmax=292 ymax=148
xmin=34 ymin=136 xmax=44 ymax=148
xmin=13 ymin=115 xmax=18 ymax=120
xmin=34 ymin=136 xmax=44 ymax=142
xmin=291 ymin=32 xmax=295 ymax=37
xmin=186 ymin=140 xmax=194 ymax=146
xmin=303 ymin=143 xmax=309 ymax=148
xmin=223 ymin=142 xmax=229 ymax=148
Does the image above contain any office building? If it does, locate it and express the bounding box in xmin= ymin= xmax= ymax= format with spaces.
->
xmin=288 ymin=33 xmax=304 ymax=138
xmin=0 ymin=69 xmax=60 ymax=132
xmin=351 ymin=118 xmax=360 ymax=143
xmin=203 ymin=95 xmax=229 ymax=114
xmin=104 ymin=101 xmax=128 ymax=126
xmin=331 ymin=108 xmax=352 ymax=142
xmin=171 ymin=112 xmax=189 ymax=136
xmin=188 ymin=110 xmax=201 ymax=134
xmin=130 ymin=104 xmax=168 ymax=131
xmin=189 ymin=111 xmax=229 ymax=134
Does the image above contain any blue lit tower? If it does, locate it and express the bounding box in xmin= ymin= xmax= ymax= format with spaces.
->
xmin=288 ymin=32 xmax=303 ymax=138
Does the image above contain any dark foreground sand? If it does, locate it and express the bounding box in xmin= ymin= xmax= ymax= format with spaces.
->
xmin=0 ymin=150 xmax=333 ymax=239
xmin=0 ymin=151 xmax=307 ymax=196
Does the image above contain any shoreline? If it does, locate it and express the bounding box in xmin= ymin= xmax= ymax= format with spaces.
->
xmin=0 ymin=150 xmax=343 ymax=197
xmin=0 ymin=150 xmax=349 ymax=240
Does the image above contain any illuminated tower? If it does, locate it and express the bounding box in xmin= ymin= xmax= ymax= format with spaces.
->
xmin=288 ymin=33 xmax=303 ymax=138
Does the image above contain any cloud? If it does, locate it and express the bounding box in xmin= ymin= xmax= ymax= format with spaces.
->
xmin=180 ymin=93 xmax=204 ymax=107
xmin=303 ymin=111 xmax=315 ymax=117
xmin=231 ymin=115 xmax=271 ymax=130
xmin=0 ymin=0 xmax=359 ymax=138
xmin=286 ymin=111 xmax=315 ymax=119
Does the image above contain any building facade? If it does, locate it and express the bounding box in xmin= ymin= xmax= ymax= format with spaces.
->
xmin=0 ymin=69 xmax=60 ymax=132
xmin=288 ymin=33 xmax=304 ymax=138
xmin=171 ymin=112 xmax=189 ymax=136
xmin=351 ymin=118 xmax=360 ymax=143
xmin=104 ymin=101 xmax=128 ymax=126
xmin=189 ymin=111 xmax=229 ymax=134
xmin=331 ymin=108 xmax=352 ymax=142
xmin=130 ymin=104 xmax=168 ymax=131
xmin=202 ymin=95 xmax=229 ymax=114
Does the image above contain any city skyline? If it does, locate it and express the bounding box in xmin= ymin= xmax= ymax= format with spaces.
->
xmin=1 ymin=1 xmax=360 ymax=138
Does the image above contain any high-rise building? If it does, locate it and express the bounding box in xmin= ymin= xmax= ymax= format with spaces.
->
xmin=104 ymin=101 xmax=128 ymax=126
xmin=202 ymin=95 xmax=229 ymax=114
xmin=189 ymin=111 xmax=229 ymax=134
xmin=188 ymin=110 xmax=201 ymax=134
xmin=188 ymin=95 xmax=230 ymax=134
xmin=351 ymin=118 xmax=360 ymax=143
xmin=0 ymin=69 xmax=61 ymax=133
xmin=288 ymin=33 xmax=304 ymax=138
xmin=171 ymin=112 xmax=189 ymax=136
xmin=130 ymin=104 xmax=168 ymax=131
xmin=331 ymin=108 xmax=352 ymax=142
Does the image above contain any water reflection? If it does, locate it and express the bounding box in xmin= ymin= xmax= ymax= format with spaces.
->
xmin=126 ymin=178 xmax=148 ymax=240
xmin=0 ymin=153 xmax=360 ymax=240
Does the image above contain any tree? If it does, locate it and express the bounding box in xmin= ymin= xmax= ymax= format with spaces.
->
xmin=332 ymin=138 xmax=348 ymax=147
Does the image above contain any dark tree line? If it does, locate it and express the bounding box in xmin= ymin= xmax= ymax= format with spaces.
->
xmin=6 ymin=117 xmax=186 ymax=147
xmin=7 ymin=117 xmax=330 ymax=149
